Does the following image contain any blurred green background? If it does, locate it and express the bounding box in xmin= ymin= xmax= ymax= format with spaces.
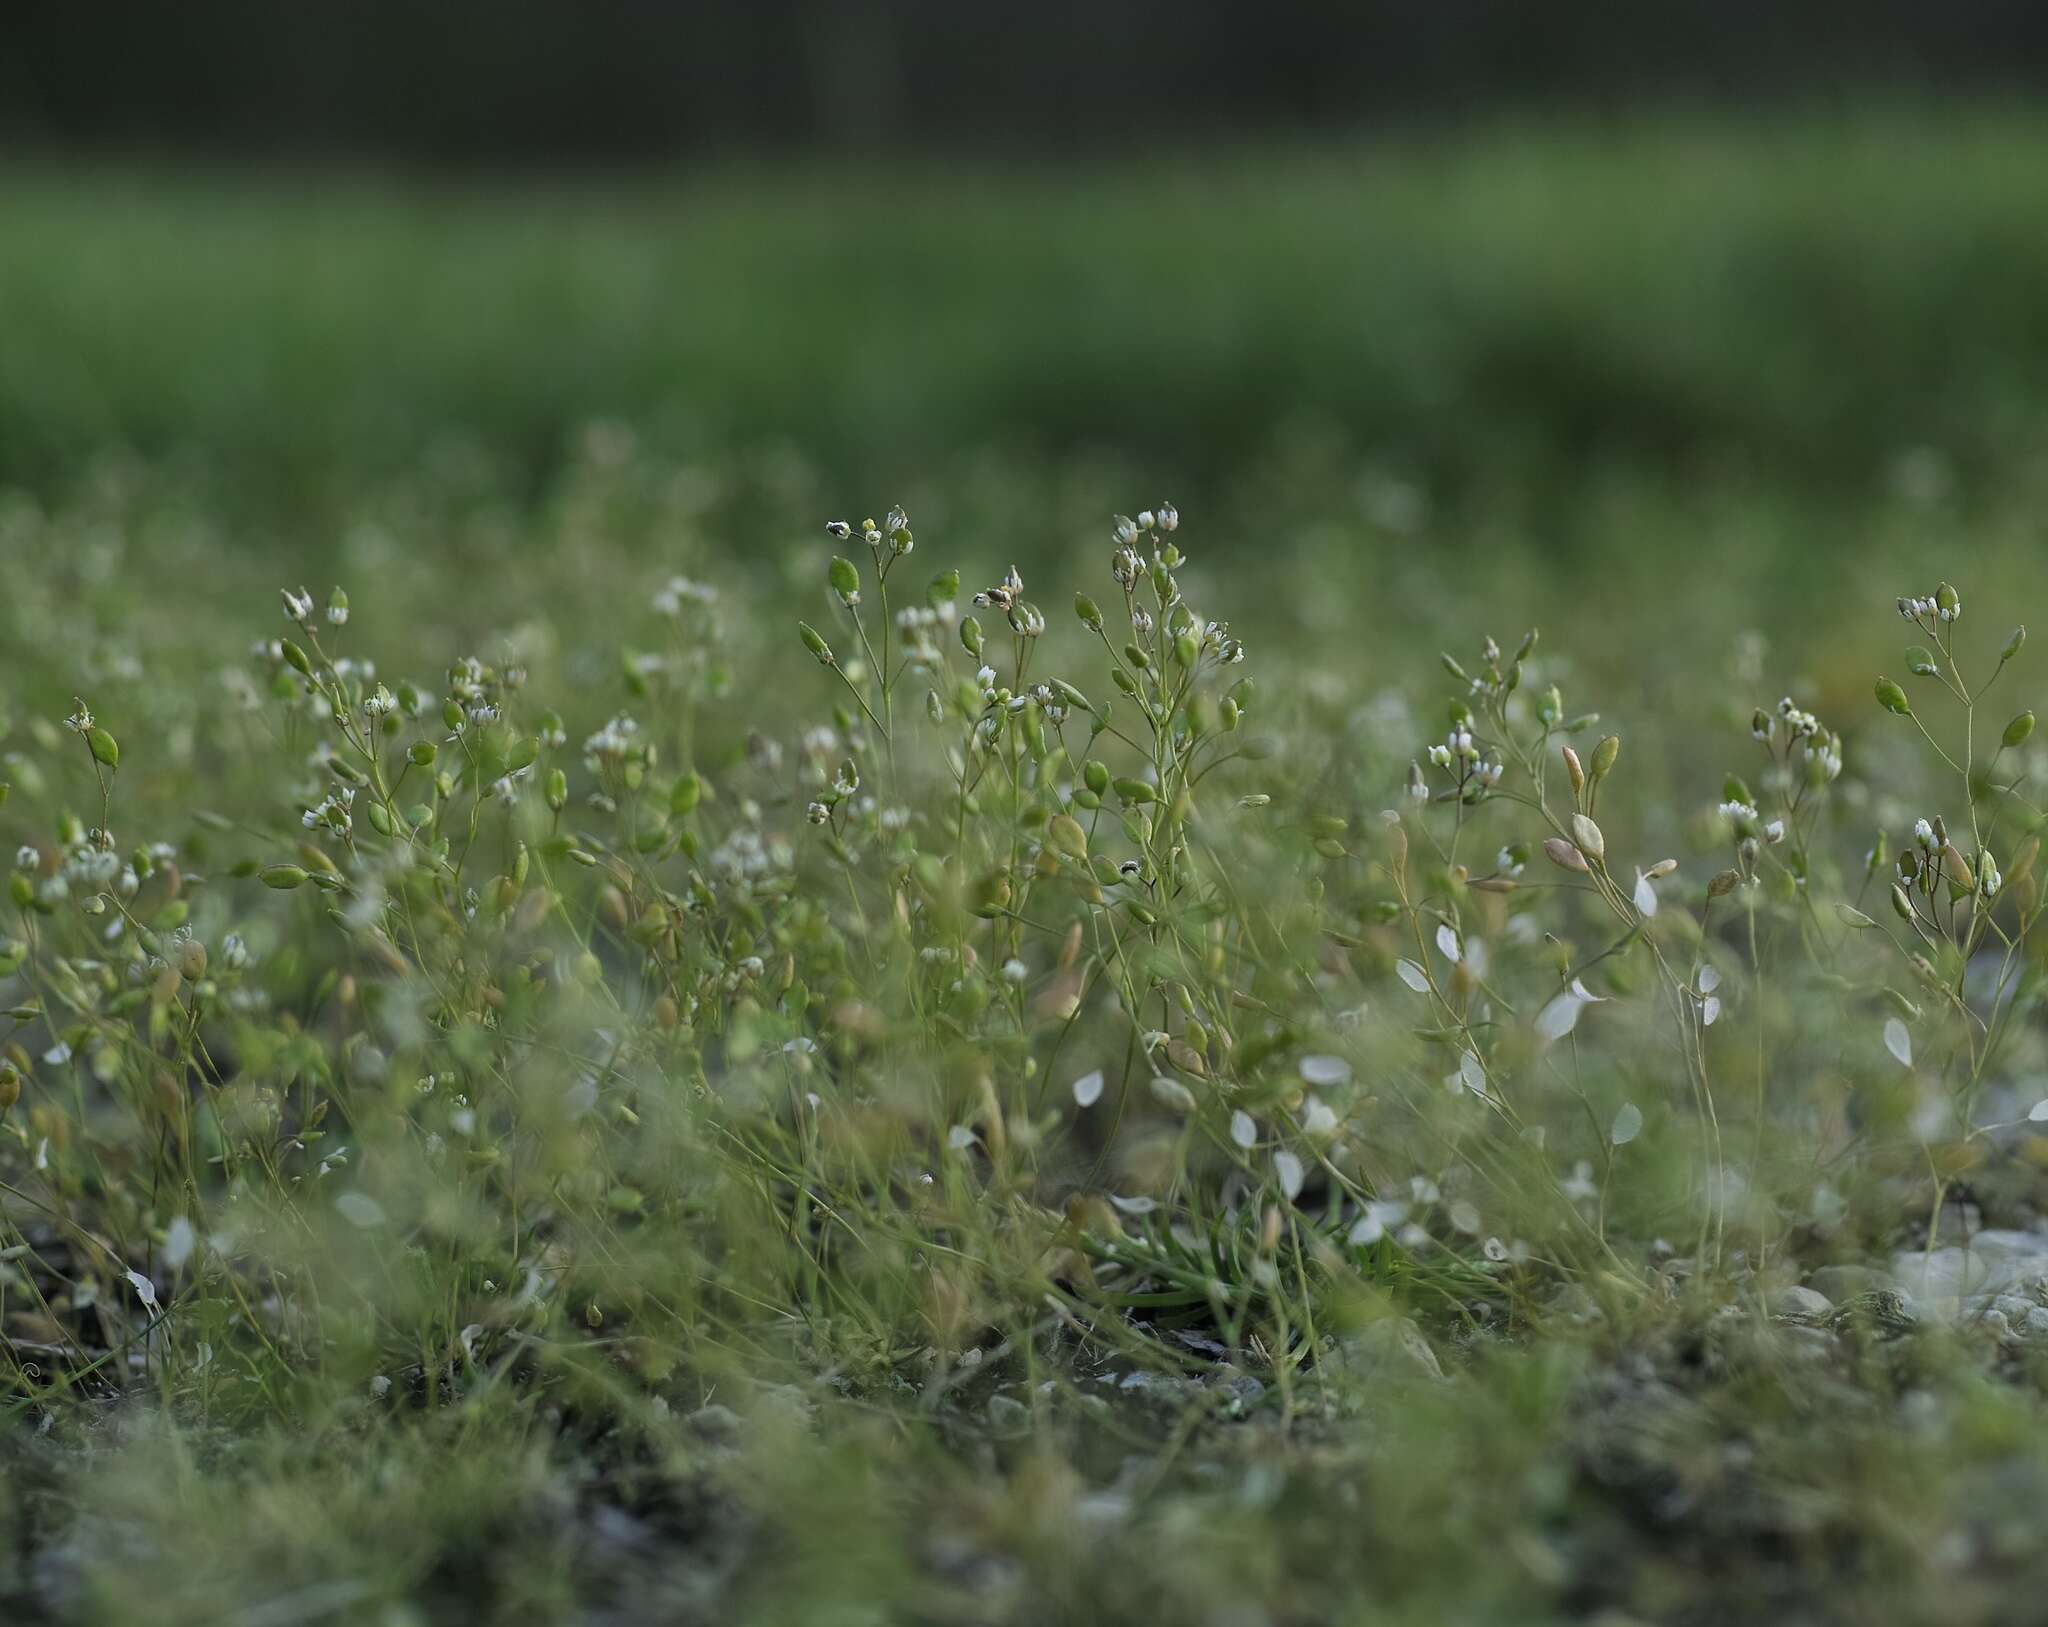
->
xmin=7 ymin=11 xmax=2048 ymax=813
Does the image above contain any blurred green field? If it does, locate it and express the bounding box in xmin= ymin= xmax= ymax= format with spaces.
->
xmin=7 ymin=109 xmax=2048 ymax=503
xmin=9 ymin=111 xmax=2048 ymax=1626
xmin=8 ymin=109 xmax=2048 ymax=745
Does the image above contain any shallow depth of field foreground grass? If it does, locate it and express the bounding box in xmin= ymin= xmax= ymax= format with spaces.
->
xmin=9 ymin=115 xmax=2048 ymax=1626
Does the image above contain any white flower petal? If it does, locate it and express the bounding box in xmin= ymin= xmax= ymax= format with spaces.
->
xmin=124 ymin=1270 xmax=158 ymax=1312
xmin=163 ymin=1216 xmax=196 ymax=1272
xmin=1698 ymin=964 xmax=1721 ymax=995
xmin=335 ymin=1191 xmax=386 ymax=1229
xmin=1535 ymin=992 xmax=1585 ymax=1042
xmin=1436 ymin=924 xmax=1462 ymax=963
xmin=1883 ymin=1017 xmax=1912 ymax=1069
xmin=1610 ymin=1102 xmax=1644 ymax=1146
xmin=1458 ymin=1051 xmax=1486 ymax=1096
xmin=1230 ymin=1109 xmax=1258 ymax=1149
xmin=1702 ymin=995 xmax=1721 ymax=1027
xmin=1107 ymin=1193 xmax=1157 ymax=1215
xmin=1395 ymin=959 xmax=1430 ymax=994
xmin=1633 ymin=870 xmax=1658 ymax=917
xmin=946 ymin=1124 xmax=978 ymax=1151
xmin=1274 ymin=1151 xmax=1305 ymax=1201
xmin=2030 ymin=1099 xmax=2048 ymax=1123
xmin=1298 ymin=1053 xmax=1352 ymax=1087
xmin=1071 ymin=1069 xmax=1105 ymax=1108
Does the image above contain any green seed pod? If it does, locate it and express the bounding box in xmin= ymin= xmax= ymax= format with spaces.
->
xmin=670 ymin=771 xmax=703 ymax=815
xmin=1936 ymin=582 xmax=1960 ymax=616
xmin=927 ymin=569 xmax=959 ymax=608
xmin=798 ymin=621 xmax=835 ymax=665
xmin=1890 ymin=882 xmax=1914 ymax=921
xmin=2004 ymin=711 xmax=2035 ymax=749
xmin=87 ymin=728 xmax=119 ymax=771
xmin=365 ymin=800 xmax=394 ymax=836
xmin=260 ymin=864 xmax=309 ymax=890
xmin=828 ymin=556 xmax=860 ymax=599
xmin=442 ymin=699 xmax=465 ymax=731
xmin=1219 ymin=696 xmax=1241 ymax=731
xmin=1707 ymin=868 xmax=1741 ymax=898
xmin=1113 ymin=778 xmax=1158 ymax=805
xmin=2003 ymin=625 xmax=2027 ymax=663
xmin=959 ymin=616 xmax=984 ymax=658
xmin=1084 ymin=760 xmax=1110 ymax=795
xmin=545 ymin=768 xmax=568 ymax=812
xmin=1590 ymin=734 xmax=1620 ymax=781
xmin=1173 ymin=633 xmax=1198 ymax=668
xmin=1440 ymin=652 xmax=1469 ymax=681
xmin=1874 ymin=677 xmax=1911 ymax=716
xmin=408 ymin=740 xmax=436 ymax=766
xmin=281 ymin=640 xmax=312 ymax=677
xmin=1074 ymin=593 xmax=1103 ymax=633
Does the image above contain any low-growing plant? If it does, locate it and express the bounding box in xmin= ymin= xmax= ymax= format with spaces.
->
xmin=1 ymin=514 xmax=2044 ymax=1474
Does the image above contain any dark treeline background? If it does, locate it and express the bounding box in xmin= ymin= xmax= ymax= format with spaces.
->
xmin=7 ymin=1 xmax=2048 ymax=166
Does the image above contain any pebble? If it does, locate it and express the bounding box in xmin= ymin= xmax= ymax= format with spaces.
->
xmin=1769 ymin=1285 xmax=1834 ymax=1323
xmin=1808 ymin=1264 xmax=1892 ymax=1303
xmin=1892 ymin=1229 xmax=2048 ymax=1318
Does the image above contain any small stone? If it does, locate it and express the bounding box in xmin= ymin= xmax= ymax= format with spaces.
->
xmin=1808 ymin=1264 xmax=1892 ymax=1303
xmin=687 ymin=1402 xmax=742 ymax=1443
xmin=1336 ymin=1317 xmax=1444 ymax=1380
xmin=1780 ymin=1324 xmax=1838 ymax=1358
xmin=1769 ymin=1285 xmax=1834 ymax=1324
xmin=2026 ymin=1306 xmax=2048 ymax=1339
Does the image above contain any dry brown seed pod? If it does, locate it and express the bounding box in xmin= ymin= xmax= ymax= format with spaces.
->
xmin=1544 ymin=838 xmax=1590 ymax=874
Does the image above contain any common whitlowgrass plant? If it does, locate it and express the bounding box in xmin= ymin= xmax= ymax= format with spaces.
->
xmin=0 ymin=532 xmax=2040 ymax=1426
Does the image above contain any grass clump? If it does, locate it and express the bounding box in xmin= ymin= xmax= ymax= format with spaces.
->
xmin=5 ymin=495 xmax=2048 ymax=1624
